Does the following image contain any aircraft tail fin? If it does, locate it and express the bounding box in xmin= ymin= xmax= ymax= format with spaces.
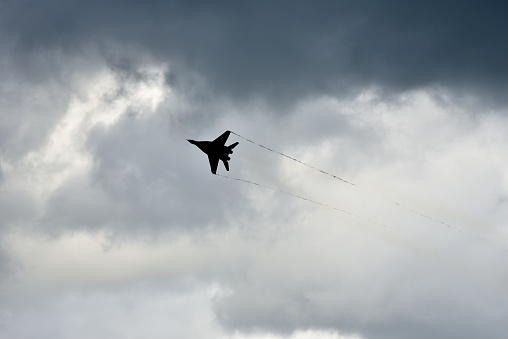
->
xmin=228 ymin=142 xmax=239 ymax=150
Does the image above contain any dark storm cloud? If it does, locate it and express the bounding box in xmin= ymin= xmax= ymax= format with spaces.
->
xmin=2 ymin=1 xmax=508 ymax=105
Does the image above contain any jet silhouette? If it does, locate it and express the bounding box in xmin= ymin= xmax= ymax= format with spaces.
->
xmin=187 ymin=130 xmax=239 ymax=174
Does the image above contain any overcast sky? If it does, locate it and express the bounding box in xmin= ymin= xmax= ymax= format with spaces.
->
xmin=1 ymin=1 xmax=508 ymax=338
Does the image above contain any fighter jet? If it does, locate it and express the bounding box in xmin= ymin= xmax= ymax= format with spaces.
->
xmin=187 ymin=130 xmax=239 ymax=174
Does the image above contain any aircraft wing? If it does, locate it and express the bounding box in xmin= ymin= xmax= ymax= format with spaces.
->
xmin=208 ymin=155 xmax=220 ymax=174
xmin=213 ymin=130 xmax=231 ymax=145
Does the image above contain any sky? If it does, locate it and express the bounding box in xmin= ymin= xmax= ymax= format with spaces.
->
xmin=1 ymin=1 xmax=508 ymax=338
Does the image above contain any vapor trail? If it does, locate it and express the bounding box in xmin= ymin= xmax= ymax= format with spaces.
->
xmin=230 ymin=131 xmax=356 ymax=186
xmin=230 ymin=131 xmax=481 ymax=238
xmin=216 ymin=173 xmax=387 ymax=229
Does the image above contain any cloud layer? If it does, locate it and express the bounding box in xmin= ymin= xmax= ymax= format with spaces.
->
xmin=3 ymin=1 xmax=508 ymax=105
xmin=1 ymin=2 xmax=508 ymax=339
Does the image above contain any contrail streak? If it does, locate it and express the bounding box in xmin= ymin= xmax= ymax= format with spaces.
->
xmin=230 ymin=130 xmax=482 ymax=237
xmin=216 ymin=173 xmax=388 ymax=229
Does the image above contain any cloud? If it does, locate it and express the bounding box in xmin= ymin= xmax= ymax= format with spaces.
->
xmin=3 ymin=1 xmax=508 ymax=106
xmin=1 ymin=2 xmax=508 ymax=339
xmin=2 ymin=46 xmax=508 ymax=336
xmin=0 ymin=52 xmax=252 ymax=236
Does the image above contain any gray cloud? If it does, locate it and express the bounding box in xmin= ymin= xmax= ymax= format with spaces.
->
xmin=41 ymin=114 xmax=252 ymax=235
xmin=2 ymin=2 xmax=508 ymax=339
xmin=2 ymin=1 xmax=508 ymax=106
xmin=215 ymin=253 xmax=508 ymax=339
